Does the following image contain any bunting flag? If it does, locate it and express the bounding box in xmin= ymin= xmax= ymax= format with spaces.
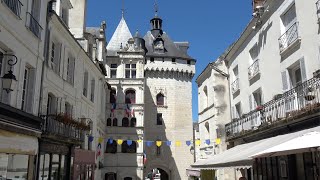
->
xmin=137 ymin=139 xmax=142 ymax=143
xmin=108 ymin=138 xmax=113 ymax=144
xmin=195 ymin=140 xmax=201 ymax=146
xmin=127 ymin=140 xmax=133 ymax=146
xmin=146 ymin=141 xmax=153 ymax=147
xmin=186 ymin=141 xmax=191 ymax=146
xmin=88 ymin=135 xmax=94 ymax=142
xmin=117 ymin=139 xmax=123 ymax=145
xmin=98 ymin=137 xmax=103 ymax=143
xmin=166 ymin=141 xmax=172 ymax=146
xmin=156 ymin=141 xmax=162 ymax=147
xmin=111 ymin=103 xmax=117 ymax=113
xmin=205 ymin=139 xmax=211 ymax=145
xmin=143 ymin=151 xmax=147 ymax=164
xmin=96 ymin=143 xmax=102 ymax=159
xmin=215 ymin=138 xmax=221 ymax=145
xmin=175 ymin=141 xmax=181 ymax=147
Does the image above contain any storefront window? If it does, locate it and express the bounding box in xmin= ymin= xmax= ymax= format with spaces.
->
xmin=0 ymin=153 xmax=31 ymax=180
xmin=52 ymin=154 xmax=60 ymax=180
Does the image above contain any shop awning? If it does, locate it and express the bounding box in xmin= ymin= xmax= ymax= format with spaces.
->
xmin=186 ymin=167 xmax=201 ymax=177
xmin=192 ymin=126 xmax=320 ymax=169
xmin=251 ymin=131 xmax=320 ymax=158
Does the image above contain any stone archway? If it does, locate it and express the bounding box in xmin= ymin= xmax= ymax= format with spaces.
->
xmin=146 ymin=168 xmax=169 ymax=180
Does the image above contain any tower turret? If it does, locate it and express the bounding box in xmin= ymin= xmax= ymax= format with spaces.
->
xmin=150 ymin=1 xmax=163 ymax=37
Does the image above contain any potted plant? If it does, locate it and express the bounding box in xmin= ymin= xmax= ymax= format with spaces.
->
xmin=305 ymin=86 xmax=315 ymax=101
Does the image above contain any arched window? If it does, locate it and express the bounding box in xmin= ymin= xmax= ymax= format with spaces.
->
xmin=125 ymin=89 xmax=136 ymax=104
xmin=156 ymin=93 xmax=164 ymax=106
xmin=107 ymin=118 xmax=112 ymax=126
xmin=205 ymin=122 xmax=210 ymax=140
xmin=122 ymin=141 xmax=137 ymax=153
xmin=112 ymin=118 xmax=118 ymax=126
xmin=110 ymin=88 xmax=116 ymax=103
xmin=105 ymin=173 xmax=117 ymax=180
xmin=105 ymin=140 xmax=117 ymax=153
xmin=124 ymin=178 xmax=133 ymax=180
xmin=203 ymin=86 xmax=208 ymax=108
xmin=130 ymin=118 xmax=137 ymax=127
xmin=122 ymin=118 xmax=129 ymax=127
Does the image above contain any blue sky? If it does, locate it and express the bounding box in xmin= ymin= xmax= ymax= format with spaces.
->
xmin=86 ymin=1 xmax=252 ymax=121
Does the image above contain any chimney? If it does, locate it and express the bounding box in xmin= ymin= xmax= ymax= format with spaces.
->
xmin=252 ymin=0 xmax=265 ymax=12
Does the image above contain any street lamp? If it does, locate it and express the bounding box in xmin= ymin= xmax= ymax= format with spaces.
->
xmin=1 ymin=55 xmax=17 ymax=93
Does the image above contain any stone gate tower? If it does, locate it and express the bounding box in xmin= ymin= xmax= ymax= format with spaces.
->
xmin=143 ymin=9 xmax=196 ymax=179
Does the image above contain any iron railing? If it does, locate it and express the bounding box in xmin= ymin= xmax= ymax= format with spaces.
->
xmin=231 ymin=78 xmax=240 ymax=94
xmin=26 ymin=12 xmax=42 ymax=38
xmin=248 ymin=59 xmax=260 ymax=80
xmin=1 ymin=0 xmax=23 ymax=17
xmin=316 ymin=0 xmax=320 ymax=23
xmin=226 ymin=77 xmax=320 ymax=139
xmin=278 ymin=22 xmax=299 ymax=52
xmin=41 ymin=115 xmax=84 ymax=141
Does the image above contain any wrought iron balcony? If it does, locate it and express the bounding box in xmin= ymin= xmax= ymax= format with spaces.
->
xmin=278 ymin=22 xmax=299 ymax=53
xmin=226 ymin=77 xmax=320 ymax=139
xmin=26 ymin=12 xmax=42 ymax=38
xmin=231 ymin=78 xmax=240 ymax=94
xmin=248 ymin=59 xmax=260 ymax=80
xmin=1 ymin=0 xmax=23 ymax=18
xmin=41 ymin=114 xmax=90 ymax=142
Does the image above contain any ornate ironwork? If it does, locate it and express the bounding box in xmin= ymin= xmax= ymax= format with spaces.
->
xmin=278 ymin=22 xmax=299 ymax=52
xmin=248 ymin=59 xmax=260 ymax=80
xmin=231 ymin=78 xmax=240 ymax=94
xmin=26 ymin=12 xmax=42 ymax=38
xmin=1 ymin=0 xmax=23 ymax=18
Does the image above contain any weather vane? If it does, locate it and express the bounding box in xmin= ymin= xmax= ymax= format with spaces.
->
xmin=154 ymin=0 xmax=158 ymax=16
xmin=121 ymin=0 xmax=125 ymax=17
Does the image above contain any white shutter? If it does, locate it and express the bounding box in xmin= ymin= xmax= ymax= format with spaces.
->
xmin=26 ymin=69 xmax=36 ymax=113
xmin=281 ymin=70 xmax=290 ymax=91
xmin=249 ymin=95 xmax=253 ymax=111
xmin=299 ymin=58 xmax=307 ymax=82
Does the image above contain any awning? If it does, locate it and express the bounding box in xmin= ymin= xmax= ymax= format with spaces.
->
xmin=0 ymin=129 xmax=38 ymax=155
xmin=186 ymin=167 xmax=201 ymax=177
xmin=251 ymin=131 xmax=320 ymax=158
xmin=192 ymin=126 xmax=320 ymax=169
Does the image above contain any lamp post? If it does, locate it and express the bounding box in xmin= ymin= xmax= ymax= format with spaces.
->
xmin=1 ymin=55 xmax=17 ymax=93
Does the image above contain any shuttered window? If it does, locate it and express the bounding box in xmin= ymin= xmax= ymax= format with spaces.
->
xmin=66 ymin=58 xmax=75 ymax=84
xmin=21 ymin=67 xmax=36 ymax=113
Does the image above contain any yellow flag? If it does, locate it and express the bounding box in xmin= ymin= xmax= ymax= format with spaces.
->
xmin=117 ymin=139 xmax=123 ymax=145
xmin=195 ymin=140 xmax=201 ymax=146
xmin=156 ymin=141 xmax=162 ymax=147
xmin=215 ymin=138 xmax=221 ymax=145
xmin=175 ymin=141 xmax=181 ymax=147
xmin=98 ymin=137 xmax=103 ymax=143
xmin=137 ymin=139 xmax=142 ymax=143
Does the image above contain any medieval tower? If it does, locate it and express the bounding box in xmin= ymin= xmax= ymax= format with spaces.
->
xmin=104 ymin=4 xmax=195 ymax=180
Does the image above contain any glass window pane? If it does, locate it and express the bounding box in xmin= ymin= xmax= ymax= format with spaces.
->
xmin=60 ymin=155 xmax=66 ymax=180
xmin=0 ymin=154 xmax=9 ymax=178
xmin=131 ymin=70 xmax=136 ymax=79
xmin=111 ymin=64 xmax=117 ymax=68
xmin=131 ymin=64 xmax=136 ymax=69
xmin=125 ymin=70 xmax=130 ymax=78
xmin=111 ymin=70 xmax=117 ymax=78
xmin=125 ymin=64 xmax=130 ymax=69
xmin=52 ymin=154 xmax=60 ymax=180
xmin=6 ymin=154 xmax=29 ymax=180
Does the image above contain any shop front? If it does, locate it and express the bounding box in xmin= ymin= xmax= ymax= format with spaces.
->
xmin=73 ymin=148 xmax=96 ymax=180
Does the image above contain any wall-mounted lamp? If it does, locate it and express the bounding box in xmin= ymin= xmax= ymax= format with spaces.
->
xmin=1 ymin=55 xmax=17 ymax=93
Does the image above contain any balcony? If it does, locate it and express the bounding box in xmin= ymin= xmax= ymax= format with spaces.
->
xmin=316 ymin=0 xmax=320 ymax=23
xmin=231 ymin=78 xmax=240 ymax=94
xmin=278 ymin=22 xmax=300 ymax=53
xmin=41 ymin=114 xmax=89 ymax=143
xmin=226 ymin=77 xmax=320 ymax=140
xmin=248 ymin=59 xmax=260 ymax=80
xmin=1 ymin=0 xmax=22 ymax=18
xmin=26 ymin=12 xmax=43 ymax=38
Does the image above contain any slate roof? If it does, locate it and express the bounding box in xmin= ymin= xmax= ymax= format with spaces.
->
xmin=143 ymin=31 xmax=195 ymax=61
xmin=85 ymin=27 xmax=100 ymax=37
xmin=107 ymin=17 xmax=132 ymax=56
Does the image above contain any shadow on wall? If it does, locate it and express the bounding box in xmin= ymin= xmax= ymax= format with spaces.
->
xmin=143 ymin=85 xmax=180 ymax=180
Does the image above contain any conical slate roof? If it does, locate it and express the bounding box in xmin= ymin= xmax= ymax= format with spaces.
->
xmin=107 ymin=17 xmax=132 ymax=56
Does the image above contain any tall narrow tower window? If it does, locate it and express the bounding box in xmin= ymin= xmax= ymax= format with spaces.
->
xmin=110 ymin=64 xmax=118 ymax=78
xmin=156 ymin=93 xmax=164 ymax=106
xmin=157 ymin=113 xmax=163 ymax=125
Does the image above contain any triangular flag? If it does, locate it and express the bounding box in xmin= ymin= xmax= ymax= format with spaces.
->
xmin=156 ymin=141 xmax=162 ymax=147
xmin=88 ymin=135 xmax=94 ymax=142
xmin=166 ymin=141 xmax=172 ymax=146
xmin=215 ymin=138 xmax=221 ymax=145
xmin=175 ymin=141 xmax=181 ymax=147
xmin=146 ymin=141 xmax=153 ymax=147
xmin=137 ymin=139 xmax=142 ymax=143
xmin=186 ymin=141 xmax=191 ymax=146
xmin=205 ymin=139 xmax=210 ymax=145
xmin=98 ymin=137 xmax=103 ymax=143
xmin=195 ymin=140 xmax=201 ymax=146
xmin=117 ymin=139 xmax=123 ymax=145
xmin=127 ymin=140 xmax=133 ymax=146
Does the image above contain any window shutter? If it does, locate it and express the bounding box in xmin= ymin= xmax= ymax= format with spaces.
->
xmin=72 ymin=58 xmax=75 ymax=84
xmin=55 ymin=43 xmax=62 ymax=74
xmin=281 ymin=70 xmax=289 ymax=91
xmin=249 ymin=95 xmax=253 ymax=111
xmin=26 ymin=69 xmax=36 ymax=113
xmin=300 ymin=58 xmax=307 ymax=82
xmin=31 ymin=0 xmax=41 ymax=20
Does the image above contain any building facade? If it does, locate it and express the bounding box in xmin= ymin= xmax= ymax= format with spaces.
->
xmin=193 ymin=0 xmax=320 ymax=180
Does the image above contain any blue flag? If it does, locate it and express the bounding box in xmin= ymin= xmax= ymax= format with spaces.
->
xmin=146 ymin=141 xmax=153 ymax=147
xmin=127 ymin=140 xmax=133 ymax=146
xmin=186 ymin=141 xmax=191 ymax=146
xmin=205 ymin=139 xmax=210 ymax=145
xmin=166 ymin=141 xmax=172 ymax=146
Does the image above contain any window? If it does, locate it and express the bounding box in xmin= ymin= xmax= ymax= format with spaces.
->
xmin=156 ymin=93 xmax=164 ymax=106
xmin=105 ymin=173 xmax=117 ymax=180
xmin=0 ymin=52 xmax=3 ymax=76
xmin=122 ymin=118 xmax=129 ymax=127
xmin=66 ymin=58 xmax=75 ymax=84
xmin=47 ymin=93 xmax=57 ymax=115
xmin=110 ymin=64 xmax=117 ymax=78
xmin=121 ymin=141 xmax=136 ymax=153
xmin=232 ymin=103 xmax=242 ymax=119
xmin=157 ymin=113 xmax=163 ymax=125
xmin=112 ymin=118 xmax=118 ymax=126
xmin=130 ymin=118 xmax=136 ymax=127
xmin=250 ymin=44 xmax=259 ymax=62
xmin=281 ymin=4 xmax=297 ymax=30
xmin=187 ymin=60 xmax=191 ymax=65
xmin=90 ymin=79 xmax=95 ymax=102
xmin=203 ymin=86 xmax=208 ymax=108
xmin=172 ymin=58 xmax=176 ymax=63
xmin=21 ymin=67 xmax=35 ymax=113
xmin=65 ymin=102 xmax=72 ymax=117
xmin=83 ymin=71 xmax=88 ymax=97
xmin=150 ymin=57 xmax=154 ymax=62
xmin=105 ymin=140 xmax=117 ymax=153
xmin=31 ymin=0 xmax=41 ymax=20
xmin=281 ymin=58 xmax=306 ymax=91
xmin=125 ymin=90 xmax=136 ymax=104
xmin=50 ymin=41 xmax=61 ymax=74
xmin=110 ymin=88 xmax=116 ymax=103
xmin=0 ymin=154 xmax=34 ymax=180
xmin=107 ymin=118 xmax=111 ymax=126
xmin=205 ymin=122 xmax=210 ymax=140
xmin=249 ymin=89 xmax=263 ymax=111
xmin=125 ymin=64 xmax=136 ymax=78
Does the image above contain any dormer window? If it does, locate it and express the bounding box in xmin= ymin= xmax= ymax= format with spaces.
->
xmin=154 ymin=39 xmax=164 ymax=53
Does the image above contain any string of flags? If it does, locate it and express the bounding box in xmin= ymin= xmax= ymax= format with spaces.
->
xmin=88 ymin=135 xmax=222 ymax=147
